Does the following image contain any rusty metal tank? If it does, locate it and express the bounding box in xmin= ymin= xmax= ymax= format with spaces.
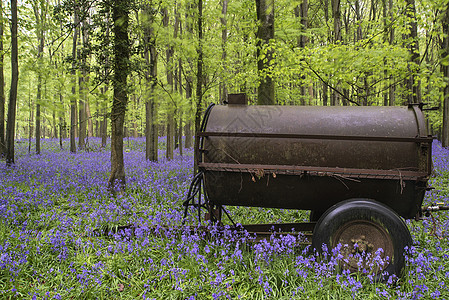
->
xmin=197 ymin=101 xmax=433 ymax=219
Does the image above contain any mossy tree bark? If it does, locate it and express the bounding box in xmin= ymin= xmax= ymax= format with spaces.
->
xmin=108 ymin=0 xmax=129 ymax=189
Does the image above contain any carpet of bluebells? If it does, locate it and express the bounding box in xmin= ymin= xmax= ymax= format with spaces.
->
xmin=0 ymin=138 xmax=449 ymax=299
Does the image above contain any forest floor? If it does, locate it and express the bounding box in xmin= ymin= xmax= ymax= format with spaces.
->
xmin=0 ymin=138 xmax=448 ymax=299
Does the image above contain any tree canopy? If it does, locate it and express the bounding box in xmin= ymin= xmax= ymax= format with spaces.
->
xmin=0 ymin=0 xmax=448 ymax=164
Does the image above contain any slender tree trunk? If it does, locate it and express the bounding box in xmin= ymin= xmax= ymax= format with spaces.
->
xmin=86 ymin=102 xmax=93 ymax=137
xmin=255 ymin=0 xmax=275 ymax=105
xmin=34 ymin=1 xmax=45 ymax=155
xmin=144 ymin=3 xmax=158 ymax=161
xmin=295 ymin=0 xmax=309 ymax=104
xmin=441 ymin=2 xmax=449 ymax=147
xmin=174 ymin=61 xmax=179 ymax=150
xmin=405 ymin=0 xmax=421 ymax=104
xmin=331 ymin=0 xmax=342 ymax=106
xmin=36 ymin=83 xmax=42 ymax=154
xmin=332 ymin=0 xmax=341 ymax=42
xmin=194 ymin=0 xmax=203 ymax=173
xmin=132 ymin=95 xmax=138 ymax=138
xmin=58 ymin=0 xmax=65 ymax=148
xmin=70 ymin=2 xmax=79 ymax=153
xmin=80 ymin=19 xmax=92 ymax=146
xmin=101 ymin=87 xmax=108 ymax=148
xmin=177 ymin=60 xmax=183 ymax=155
xmin=101 ymin=12 xmax=110 ymax=149
xmin=178 ymin=111 xmax=183 ymax=155
xmin=108 ymin=0 xmax=129 ymax=189
xmin=388 ymin=0 xmax=395 ymax=105
xmin=185 ymin=4 xmax=194 ymax=150
xmin=59 ymin=93 xmax=64 ymax=148
xmin=382 ymin=0 xmax=388 ymax=106
xmin=322 ymin=82 xmax=328 ymax=106
xmin=355 ymin=0 xmax=362 ymax=41
xmin=164 ymin=7 xmax=175 ymax=160
xmin=78 ymin=49 xmax=86 ymax=149
xmin=321 ymin=0 xmax=330 ymax=106
xmin=220 ymin=0 xmax=228 ymax=103
xmin=52 ymin=105 xmax=57 ymax=139
xmin=6 ymin=0 xmax=18 ymax=166
xmin=0 ymin=0 xmax=5 ymax=156
xmin=185 ymin=79 xmax=193 ymax=148
xmin=28 ymin=84 xmax=33 ymax=154
xmin=302 ymin=0 xmax=310 ymax=103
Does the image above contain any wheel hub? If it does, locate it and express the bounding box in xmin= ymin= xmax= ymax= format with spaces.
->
xmin=332 ymin=220 xmax=394 ymax=274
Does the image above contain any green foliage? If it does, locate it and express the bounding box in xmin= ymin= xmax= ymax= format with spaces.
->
xmin=0 ymin=0 xmax=447 ymax=140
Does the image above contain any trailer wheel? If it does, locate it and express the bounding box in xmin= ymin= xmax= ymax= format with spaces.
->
xmin=311 ymin=198 xmax=411 ymax=279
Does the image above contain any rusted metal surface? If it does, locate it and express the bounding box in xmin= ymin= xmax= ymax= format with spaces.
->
xmin=198 ymin=162 xmax=429 ymax=181
xmin=332 ymin=220 xmax=394 ymax=273
xmin=198 ymin=105 xmax=433 ymax=219
xmin=197 ymin=131 xmax=433 ymax=144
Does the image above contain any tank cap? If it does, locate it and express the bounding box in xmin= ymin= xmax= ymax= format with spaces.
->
xmin=226 ymin=93 xmax=247 ymax=105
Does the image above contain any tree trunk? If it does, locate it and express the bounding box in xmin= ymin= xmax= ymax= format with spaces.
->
xmin=78 ymin=49 xmax=86 ymax=149
xmin=34 ymin=1 xmax=45 ymax=155
xmin=255 ymin=0 xmax=275 ymax=105
xmin=101 ymin=12 xmax=110 ymax=149
xmin=174 ymin=61 xmax=179 ymax=150
xmin=70 ymin=2 xmax=79 ymax=153
xmin=331 ymin=0 xmax=342 ymax=105
xmin=185 ymin=4 xmax=194 ymax=150
xmin=185 ymin=78 xmax=193 ymax=148
xmin=57 ymin=3 xmax=65 ymax=149
xmin=0 ymin=0 xmax=5 ymax=156
xmin=194 ymin=0 xmax=203 ymax=173
xmin=295 ymin=0 xmax=309 ymax=104
xmin=101 ymin=89 xmax=108 ymax=148
xmin=164 ymin=7 xmax=176 ymax=160
xmin=388 ymin=0 xmax=395 ymax=105
xmin=220 ymin=0 xmax=228 ymax=103
xmin=382 ymin=0 xmax=388 ymax=106
xmin=144 ymin=3 xmax=158 ymax=161
xmin=108 ymin=0 xmax=129 ymax=189
xmin=80 ymin=18 xmax=92 ymax=144
xmin=59 ymin=93 xmax=64 ymax=148
xmin=6 ymin=0 xmax=18 ymax=166
xmin=405 ymin=0 xmax=421 ymax=104
xmin=441 ymin=3 xmax=449 ymax=147
xmin=178 ymin=110 xmax=183 ymax=156
xmin=28 ymin=86 xmax=33 ymax=154
xmin=178 ymin=60 xmax=183 ymax=155
xmin=322 ymin=82 xmax=328 ymax=106
xmin=36 ymin=87 xmax=41 ymax=154
xmin=86 ymin=102 xmax=93 ymax=137
xmin=52 ymin=105 xmax=57 ymax=139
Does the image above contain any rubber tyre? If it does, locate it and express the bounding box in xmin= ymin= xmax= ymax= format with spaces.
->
xmin=311 ymin=198 xmax=412 ymax=279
